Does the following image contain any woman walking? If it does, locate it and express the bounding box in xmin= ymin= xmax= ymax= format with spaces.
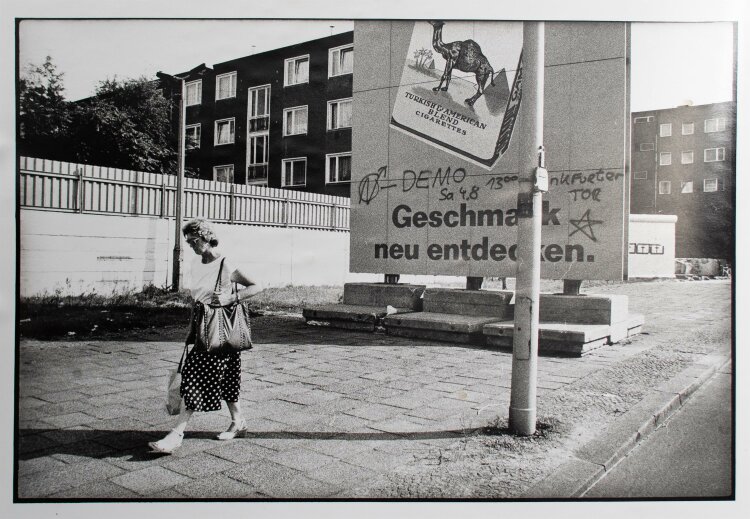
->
xmin=149 ymin=218 xmax=259 ymax=454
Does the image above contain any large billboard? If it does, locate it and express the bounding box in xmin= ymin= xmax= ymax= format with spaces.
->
xmin=350 ymin=21 xmax=630 ymax=280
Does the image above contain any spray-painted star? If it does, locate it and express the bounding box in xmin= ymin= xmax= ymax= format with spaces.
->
xmin=568 ymin=209 xmax=604 ymax=242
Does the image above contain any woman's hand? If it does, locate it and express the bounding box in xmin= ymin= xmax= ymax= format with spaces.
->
xmin=211 ymin=290 xmax=237 ymax=307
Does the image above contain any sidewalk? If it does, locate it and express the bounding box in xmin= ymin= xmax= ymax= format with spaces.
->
xmin=16 ymin=280 xmax=732 ymax=499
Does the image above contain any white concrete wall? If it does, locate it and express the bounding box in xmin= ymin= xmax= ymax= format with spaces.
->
xmin=627 ymin=214 xmax=678 ymax=278
xmin=20 ymin=210 xmax=376 ymax=297
xmin=19 ymin=209 xmax=680 ymax=297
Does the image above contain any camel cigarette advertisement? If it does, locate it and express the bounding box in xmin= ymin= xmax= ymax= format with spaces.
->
xmin=390 ymin=21 xmax=523 ymax=168
xmin=351 ymin=21 xmax=630 ymax=281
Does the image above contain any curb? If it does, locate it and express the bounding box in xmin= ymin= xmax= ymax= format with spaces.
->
xmin=522 ymin=352 xmax=732 ymax=499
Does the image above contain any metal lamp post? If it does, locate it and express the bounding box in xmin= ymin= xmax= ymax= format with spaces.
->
xmin=157 ymin=71 xmax=187 ymax=292
xmin=509 ymin=21 xmax=546 ymax=436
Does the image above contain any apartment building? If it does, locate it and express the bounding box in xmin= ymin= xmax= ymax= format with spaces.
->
xmin=630 ymin=101 xmax=735 ymax=260
xmin=162 ymin=31 xmax=353 ymax=197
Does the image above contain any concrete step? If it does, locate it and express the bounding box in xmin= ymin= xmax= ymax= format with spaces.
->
xmin=343 ymin=283 xmax=425 ymax=309
xmin=384 ymin=312 xmax=504 ymax=344
xmin=483 ymin=314 xmax=645 ymax=356
xmin=539 ymin=293 xmax=629 ymax=325
xmin=303 ymin=304 xmax=417 ymax=331
xmin=423 ymin=288 xmax=514 ymax=318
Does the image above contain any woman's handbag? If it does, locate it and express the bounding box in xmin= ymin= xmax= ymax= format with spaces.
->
xmin=196 ymin=258 xmax=254 ymax=354
xmin=166 ymin=343 xmax=188 ymax=415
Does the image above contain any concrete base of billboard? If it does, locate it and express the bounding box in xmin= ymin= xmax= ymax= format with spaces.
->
xmin=384 ymin=313 xmax=505 ymax=344
xmin=539 ymin=294 xmax=629 ymax=326
xmin=484 ymin=313 xmax=645 ymax=356
xmin=302 ymin=283 xmax=426 ymax=331
xmin=383 ymin=288 xmax=514 ymax=344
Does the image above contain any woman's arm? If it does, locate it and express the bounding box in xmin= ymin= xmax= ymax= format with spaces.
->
xmin=215 ymin=268 xmax=262 ymax=306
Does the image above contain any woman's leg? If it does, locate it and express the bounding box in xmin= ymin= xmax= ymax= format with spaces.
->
xmin=226 ymin=401 xmax=243 ymax=423
xmin=217 ymin=401 xmax=246 ymax=440
xmin=173 ymin=402 xmax=194 ymax=433
xmin=148 ymin=400 xmax=193 ymax=453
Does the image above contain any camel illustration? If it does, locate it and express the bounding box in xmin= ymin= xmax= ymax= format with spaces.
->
xmin=428 ymin=21 xmax=496 ymax=107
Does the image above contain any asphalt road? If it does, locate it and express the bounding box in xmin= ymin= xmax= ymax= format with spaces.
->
xmin=583 ymin=366 xmax=733 ymax=499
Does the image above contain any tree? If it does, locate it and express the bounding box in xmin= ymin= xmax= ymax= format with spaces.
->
xmin=69 ymin=77 xmax=177 ymax=174
xmin=18 ymin=56 xmax=72 ymax=159
xmin=18 ymin=56 xmax=178 ymax=174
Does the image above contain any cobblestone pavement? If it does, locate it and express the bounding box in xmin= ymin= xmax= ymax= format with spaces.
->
xmin=16 ymin=280 xmax=732 ymax=499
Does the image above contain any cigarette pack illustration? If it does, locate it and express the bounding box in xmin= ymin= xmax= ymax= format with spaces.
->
xmin=390 ymin=21 xmax=524 ymax=168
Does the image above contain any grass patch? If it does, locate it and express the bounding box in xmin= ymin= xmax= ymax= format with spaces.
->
xmin=18 ymin=284 xmax=344 ymax=340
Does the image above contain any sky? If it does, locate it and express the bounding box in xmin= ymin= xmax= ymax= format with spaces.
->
xmin=17 ymin=20 xmax=735 ymax=111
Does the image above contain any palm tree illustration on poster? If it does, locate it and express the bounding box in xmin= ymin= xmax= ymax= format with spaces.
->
xmin=391 ymin=21 xmax=523 ymax=168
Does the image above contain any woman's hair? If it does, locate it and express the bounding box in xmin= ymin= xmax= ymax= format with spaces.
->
xmin=182 ymin=218 xmax=219 ymax=247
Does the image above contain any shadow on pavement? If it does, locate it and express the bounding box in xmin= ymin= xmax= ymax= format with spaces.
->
xmin=18 ymin=426 xmax=500 ymax=462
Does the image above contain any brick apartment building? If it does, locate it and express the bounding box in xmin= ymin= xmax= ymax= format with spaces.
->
xmin=161 ymin=31 xmax=353 ymax=198
xmin=630 ymin=101 xmax=735 ymax=260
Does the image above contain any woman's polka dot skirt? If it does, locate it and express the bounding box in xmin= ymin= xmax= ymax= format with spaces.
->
xmin=180 ymin=348 xmax=241 ymax=412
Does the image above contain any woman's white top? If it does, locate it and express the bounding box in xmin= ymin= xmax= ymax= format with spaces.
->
xmin=189 ymin=254 xmax=235 ymax=304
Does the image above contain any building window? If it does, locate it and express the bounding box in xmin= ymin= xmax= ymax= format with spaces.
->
xmin=659 ymin=123 xmax=672 ymax=137
xmin=680 ymin=181 xmax=693 ymax=194
xmin=213 ymin=164 xmax=234 ymax=183
xmin=281 ymin=158 xmax=307 ymax=187
xmin=326 ymin=152 xmax=352 ymax=183
xmin=329 ymin=44 xmax=354 ymax=77
xmin=247 ymin=85 xmax=270 ymax=132
xmin=328 ymin=98 xmax=353 ymax=130
xmin=704 ymin=178 xmax=719 ymax=192
xmin=185 ymin=124 xmax=201 ymax=149
xmin=634 ymin=116 xmax=654 ymax=123
xmin=284 ymin=55 xmax=309 ymax=86
xmin=659 ymin=152 xmax=672 ymax=166
xmin=283 ymin=106 xmax=308 ymax=136
xmin=185 ymin=80 xmax=202 ymax=106
xmin=681 ymin=151 xmax=694 ymax=164
xmin=247 ymin=84 xmax=270 ymax=184
xmin=214 ymin=118 xmax=235 ymax=145
xmin=704 ymin=117 xmax=727 ymax=133
xmin=633 ymin=171 xmax=648 ymax=180
xmin=682 ymin=122 xmax=694 ymax=135
xmin=215 ymin=72 xmax=237 ymax=100
xmin=658 ymin=181 xmax=671 ymax=195
xmin=639 ymin=142 xmax=654 ymax=151
xmin=247 ymin=134 xmax=268 ymax=184
xmin=704 ymin=147 xmax=726 ymax=162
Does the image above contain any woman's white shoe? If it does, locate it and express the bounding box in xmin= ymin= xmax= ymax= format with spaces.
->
xmin=148 ymin=429 xmax=184 ymax=454
xmin=217 ymin=419 xmax=247 ymax=440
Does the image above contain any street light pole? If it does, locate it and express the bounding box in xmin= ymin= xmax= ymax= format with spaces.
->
xmin=509 ymin=21 xmax=546 ymax=436
xmin=172 ymin=76 xmax=186 ymax=292
xmin=157 ymin=71 xmax=187 ymax=292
